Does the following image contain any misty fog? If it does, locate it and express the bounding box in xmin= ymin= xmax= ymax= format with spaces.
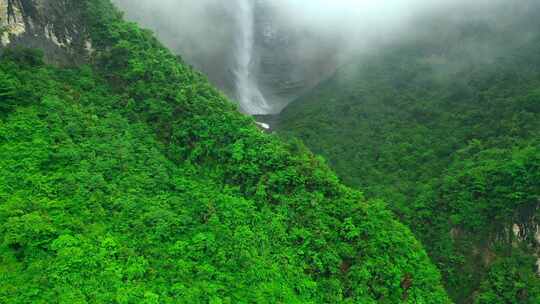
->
xmin=111 ymin=0 xmax=527 ymax=114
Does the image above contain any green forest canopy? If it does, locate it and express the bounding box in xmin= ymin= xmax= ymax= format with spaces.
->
xmin=277 ymin=3 xmax=540 ymax=303
xmin=0 ymin=1 xmax=450 ymax=303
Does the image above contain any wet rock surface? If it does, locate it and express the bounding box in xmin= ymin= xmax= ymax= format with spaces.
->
xmin=113 ymin=0 xmax=341 ymax=113
xmin=0 ymin=0 xmax=91 ymax=65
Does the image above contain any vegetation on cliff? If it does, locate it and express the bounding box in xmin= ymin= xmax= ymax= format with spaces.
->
xmin=277 ymin=4 xmax=540 ymax=303
xmin=0 ymin=1 xmax=450 ymax=303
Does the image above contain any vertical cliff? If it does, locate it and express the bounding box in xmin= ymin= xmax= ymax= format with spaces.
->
xmin=251 ymin=0 xmax=341 ymax=113
xmin=111 ymin=0 xmax=341 ymax=113
xmin=0 ymin=0 xmax=91 ymax=64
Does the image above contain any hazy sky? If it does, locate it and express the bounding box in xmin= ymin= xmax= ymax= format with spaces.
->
xmin=271 ymin=0 xmax=504 ymax=45
xmin=111 ymin=0 xmax=519 ymax=112
xmin=112 ymin=0 xmax=505 ymax=55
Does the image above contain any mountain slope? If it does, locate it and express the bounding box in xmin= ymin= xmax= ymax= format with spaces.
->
xmin=0 ymin=0 xmax=449 ymax=303
xmin=277 ymin=2 xmax=540 ymax=303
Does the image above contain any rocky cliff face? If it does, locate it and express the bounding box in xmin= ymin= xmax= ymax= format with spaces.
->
xmin=250 ymin=1 xmax=341 ymax=113
xmin=0 ymin=0 xmax=91 ymax=64
xmin=112 ymin=0 xmax=341 ymax=113
xmin=510 ymin=210 xmax=540 ymax=274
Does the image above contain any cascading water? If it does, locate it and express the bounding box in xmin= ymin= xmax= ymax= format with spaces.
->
xmin=234 ymin=0 xmax=270 ymax=115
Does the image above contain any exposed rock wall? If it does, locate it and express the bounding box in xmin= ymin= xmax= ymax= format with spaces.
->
xmin=513 ymin=201 xmax=540 ymax=274
xmin=0 ymin=0 xmax=91 ymax=65
xmin=250 ymin=1 xmax=341 ymax=113
xmin=0 ymin=0 xmax=26 ymax=46
xmin=511 ymin=216 xmax=540 ymax=274
xmin=112 ymin=0 xmax=341 ymax=113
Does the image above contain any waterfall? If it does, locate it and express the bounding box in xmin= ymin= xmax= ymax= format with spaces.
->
xmin=234 ymin=0 xmax=270 ymax=115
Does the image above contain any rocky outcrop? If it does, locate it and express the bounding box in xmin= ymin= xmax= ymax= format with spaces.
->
xmin=0 ymin=0 xmax=91 ymax=64
xmin=512 ymin=220 xmax=540 ymax=274
xmin=511 ymin=201 xmax=540 ymax=274
xmin=0 ymin=0 xmax=26 ymax=46
xmin=249 ymin=0 xmax=341 ymax=113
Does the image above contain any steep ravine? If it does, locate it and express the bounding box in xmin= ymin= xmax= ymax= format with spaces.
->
xmin=0 ymin=1 xmax=452 ymax=302
xmin=273 ymin=4 xmax=540 ymax=301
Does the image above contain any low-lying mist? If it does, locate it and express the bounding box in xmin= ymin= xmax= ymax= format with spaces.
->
xmin=111 ymin=0 xmax=530 ymax=114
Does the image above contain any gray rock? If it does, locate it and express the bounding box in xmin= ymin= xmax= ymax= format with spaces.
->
xmin=0 ymin=0 xmax=92 ymax=65
xmin=112 ymin=0 xmax=341 ymax=114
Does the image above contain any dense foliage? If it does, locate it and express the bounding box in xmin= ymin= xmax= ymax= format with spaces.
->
xmin=277 ymin=3 xmax=540 ymax=303
xmin=474 ymin=250 xmax=540 ymax=304
xmin=0 ymin=0 xmax=450 ymax=303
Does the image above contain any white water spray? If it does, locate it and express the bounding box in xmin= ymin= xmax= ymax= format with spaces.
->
xmin=234 ymin=0 xmax=270 ymax=115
